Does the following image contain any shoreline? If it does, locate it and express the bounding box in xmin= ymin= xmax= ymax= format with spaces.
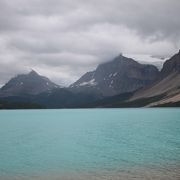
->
xmin=1 ymin=164 xmax=180 ymax=180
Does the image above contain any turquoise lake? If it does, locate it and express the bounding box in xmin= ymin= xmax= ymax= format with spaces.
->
xmin=0 ymin=108 xmax=180 ymax=179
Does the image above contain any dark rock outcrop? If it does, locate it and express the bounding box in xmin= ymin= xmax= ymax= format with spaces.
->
xmin=161 ymin=50 xmax=180 ymax=78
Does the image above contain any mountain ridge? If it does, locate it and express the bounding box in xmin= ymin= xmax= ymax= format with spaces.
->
xmin=0 ymin=50 xmax=180 ymax=108
xmin=0 ymin=70 xmax=60 ymax=97
xmin=70 ymin=54 xmax=159 ymax=96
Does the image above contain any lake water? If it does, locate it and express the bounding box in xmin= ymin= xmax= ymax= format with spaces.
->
xmin=0 ymin=108 xmax=180 ymax=179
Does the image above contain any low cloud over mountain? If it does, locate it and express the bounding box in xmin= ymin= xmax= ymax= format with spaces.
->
xmin=0 ymin=0 xmax=180 ymax=86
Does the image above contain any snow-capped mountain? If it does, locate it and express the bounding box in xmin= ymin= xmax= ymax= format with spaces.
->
xmin=0 ymin=70 xmax=60 ymax=97
xmin=70 ymin=54 xmax=159 ymax=96
xmin=0 ymin=51 xmax=180 ymax=108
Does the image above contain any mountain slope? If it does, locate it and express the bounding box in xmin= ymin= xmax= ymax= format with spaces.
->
xmin=0 ymin=88 xmax=100 ymax=108
xmin=33 ymin=88 xmax=99 ymax=108
xmin=130 ymin=50 xmax=180 ymax=106
xmin=70 ymin=54 xmax=159 ymax=96
xmin=0 ymin=70 xmax=59 ymax=97
xmin=161 ymin=50 xmax=180 ymax=77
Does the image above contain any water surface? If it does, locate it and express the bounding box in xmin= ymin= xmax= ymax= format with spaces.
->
xmin=0 ymin=108 xmax=179 ymax=179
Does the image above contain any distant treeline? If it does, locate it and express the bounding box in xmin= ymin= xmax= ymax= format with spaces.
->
xmin=0 ymin=100 xmax=44 ymax=109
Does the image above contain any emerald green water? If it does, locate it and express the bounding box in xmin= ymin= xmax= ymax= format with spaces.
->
xmin=0 ymin=108 xmax=179 ymax=178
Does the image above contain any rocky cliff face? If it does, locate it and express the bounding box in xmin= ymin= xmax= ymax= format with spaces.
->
xmin=0 ymin=70 xmax=59 ymax=97
xmin=130 ymin=50 xmax=180 ymax=106
xmin=161 ymin=50 xmax=180 ymax=78
xmin=70 ymin=54 xmax=159 ymax=96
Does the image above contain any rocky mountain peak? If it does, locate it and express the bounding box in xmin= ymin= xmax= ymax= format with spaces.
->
xmin=0 ymin=70 xmax=59 ymax=97
xmin=70 ymin=54 xmax=159 ymax=96
xmin=28 ymin=69 xmax=39 ymax=76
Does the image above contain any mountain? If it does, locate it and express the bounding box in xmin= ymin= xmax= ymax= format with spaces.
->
xmin=70 ymin=54 xmax=159 ymax=96
xmin=129 ymin=50 xmax=180 ymax=106
xmin=72 ymin=50 xmax=180 ymax=108
xmin=0 ymin=70 xmax=59 ymax=97
xmin=0 ymin=70 xmax=100 ymax=108
xmin=1 ymin=51 xmax=180 ymax=109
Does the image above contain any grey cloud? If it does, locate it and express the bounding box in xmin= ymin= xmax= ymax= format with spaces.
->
xmin=0 ymin=0 xmax=180 ymax=86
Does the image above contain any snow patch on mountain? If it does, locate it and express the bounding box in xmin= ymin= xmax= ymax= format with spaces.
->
xmin=124 ymin=54 xmax=168 ymax=70
xmin=113 ymin=72 xmax=118 ymax=77
xmin=79 ymin=79 xmax=97 ymax=86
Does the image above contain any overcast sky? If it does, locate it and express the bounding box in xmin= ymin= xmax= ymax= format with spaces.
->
xmin=0 ymin=0 xmax=180 ymax=86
